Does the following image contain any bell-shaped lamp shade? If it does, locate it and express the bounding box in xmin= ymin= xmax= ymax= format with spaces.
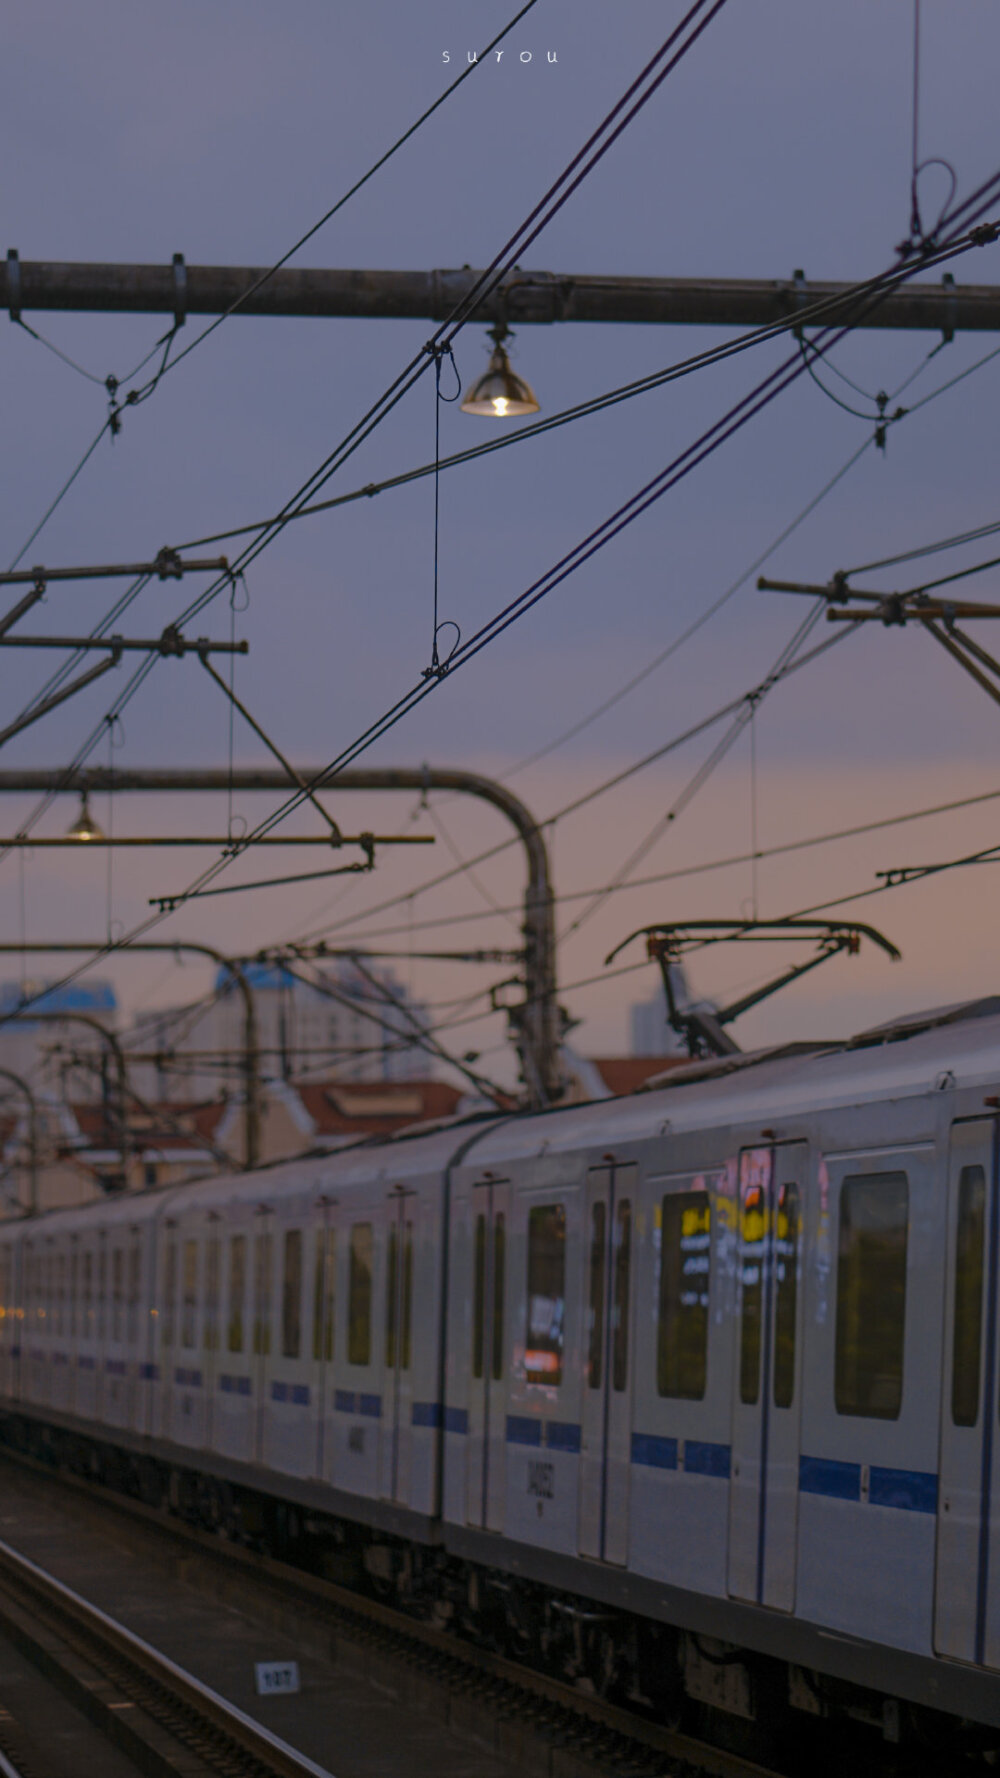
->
xmin=67 ymin=791 xmax=104 ymax=842
xmin=460 ymin=338 xmax=540 ymax=418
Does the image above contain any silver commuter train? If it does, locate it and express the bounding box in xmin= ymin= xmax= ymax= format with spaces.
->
xmin=2 ymin=995 xmax=1000 ymax=1749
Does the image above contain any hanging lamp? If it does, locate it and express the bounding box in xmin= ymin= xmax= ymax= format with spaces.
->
xmin=460 ymin=323 xmax=540 ymax=418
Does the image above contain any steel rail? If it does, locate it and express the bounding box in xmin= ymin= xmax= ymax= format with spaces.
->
xmin=0 ymin=1531 xmax=334 ymax=1778
xmin=0 ymin=1446 xmax=780 ymax=1778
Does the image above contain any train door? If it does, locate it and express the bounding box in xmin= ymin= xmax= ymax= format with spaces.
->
xmin=579 ymin=1165 xmax=636 ymax=1566
xmin=934 ymin=1117 xmax=1000 ymax=1664
xmin=313 ymin=1200 xmax=337 ymax=1481
xmin=380 ymin=1188 xmax=416 ymax=1503
xmin=728 ymin=1143 xmax=806 ymax=1610
xmin=252 ymin=1213 xmax=275 ymax=1465
xmin=466 ymin=1180 xmax=509 ymax=1531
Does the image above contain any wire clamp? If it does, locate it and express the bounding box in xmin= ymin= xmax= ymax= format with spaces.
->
xmin=172 ymin=253 xmax=187 ymax=329
xmin=6 ymin=249 xmax=21 ymax=324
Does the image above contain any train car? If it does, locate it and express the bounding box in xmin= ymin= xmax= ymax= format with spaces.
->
xmin=2 ymin=997 xmax=1000 ymax=1758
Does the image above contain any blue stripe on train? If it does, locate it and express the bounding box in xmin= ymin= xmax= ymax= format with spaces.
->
xmin=506 ymin=1414 xmax=542 ymax=1447
xmin=799 ymin=1455 xmax=861 ymax=1501
xmin=631 ymin=1432 xmax=678 ymax=1470
xmin=411 ymin=1401 xmax=441 ymax=1428
xmin=545 ymin=1420 xmax=581 ymax=1453
xmin=870 ymin=1465 xmax=937 ymax=1513
xmin=443 ymin=1405 xmax=468 ymax=1435
xmin=271 ymin=1381 xmax=310 ymax=1406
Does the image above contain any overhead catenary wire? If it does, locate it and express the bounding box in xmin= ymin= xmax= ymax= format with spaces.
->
xmin=0 ymin=7 xmax=739 ymax=1024
xmin=9 ymin=185 xmax=1000 ymax=1035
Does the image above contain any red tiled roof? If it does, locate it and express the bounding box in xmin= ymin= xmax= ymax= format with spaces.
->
xmin=66 ymin=1099 xmax=229 ymax=1152
xmin=295 ymin=1078 xmax=463 ymax=1136
xmin=587 ymin=1057 xmax=689 ymax=1096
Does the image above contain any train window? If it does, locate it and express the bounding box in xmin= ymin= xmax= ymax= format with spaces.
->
xmin=348 ymin=1224 xmax=373 ymax=1367
xmin=525 ymin=1204 xmax=565 ymax=1386
xmin=112 ymin=1248 xmax=124 ymax=1343
xmin=227 ymin=1235 xmax=246 ymax=1354
xmin=127 ymin=1244 xmax=140 ymax=1346
xmin=613 ymin=1200 xmax=632 ymax=1393
xmin=952 ymin=1165 xmax=985 ymax=1428
xmin=773 ymin=1183 xmax=800 ymax=1409
xmin=69 ymin=1248 xmax=78 ymax=1339
xmin=312 ymin=1228 xmax=335 ymax=1364
xmin=490 ymin=1214 xmax=503 ymax=1383
xmin=203 ymin=1237 xmax=219 ymax=1353
xmin=835 ymin=1171 xmax=909 ymax=1420
xmin=658 ymin=1192 xmax=711 ymax=1400
xmin=402 ymin=1223 xmax=414 ymax=1372
xmin=472 ymin=1213 xmax=486 ymax=1381
xmin=181 ymin=1240 xmax=198 ymax=1349
xmin=162 ymin=1242 xmax=176 ymax=1347
xmin=57 ymin=1253 xmax=67 ymax=1338
xmin=97 ymin=1246 xmax=107 ymax=1341
xmin=386 ymin=1224 xmax=399 ymax=1371
xmin=739 ymin=1181 xmax=766 ymax=1406
xmin=82 ymin=1251 xmax=93 ymax=1334
xmin=282 ymin=1230 xmax=302 ymax=1361
xmin=587 ymin=1202 xmax=606 ymax=1391
xmin=253 ymin=1231 xmax=272 ymax=1357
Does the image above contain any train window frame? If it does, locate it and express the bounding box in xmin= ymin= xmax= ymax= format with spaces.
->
xmin=772 ymin=1181 xmax=801 ymax=1410
xmin=657 ymin=1187 xmax=712 ymax=1402
xmin=612 ymin=1198 xmax=632 ymax=1394
xmin=952 ymin=1164 xmax=985 ymax=1429
xmin=348 ymin=1222 xmax=373 ymax=1369
xmin=181 ymin=1239 xmax=199 ymax=1351
xmin=253 ymin=1230 xmax=273 ymax=1358
xmin=834 ymin=1170 xmax=909 ymax=1422
xmin=489 ymin=1213 xmax=503 ymax=1383
xmin=227 ymin=1234 xmax=247 ymax=1355
xmin=281 ymin=1228 xmax=303 ymax=1361
xmin=525 ymin=1203 xmax=566 ymax=1387
xmin=203 ymin=1235 xmax=220 ymax=1354
xmin=312 ymin=1227 xmax=336 ymax=1364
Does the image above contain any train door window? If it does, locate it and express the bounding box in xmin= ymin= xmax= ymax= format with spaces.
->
xmin=587 ymin=1202 xmax=606 ymax=1390
xmin=612 ymin=1199 xmax=632 ymax=1393
xmin=657 ymin=1191 xmax=711 ymax=1400
xmin=227 ymin=1235 xmax=246 ymax=1354
xmin=739 ymin=1180 xmax=766 ymax=1406
xmin=282 ymin=1230 xmax=302 ymax=1360
xmin=952 ymin=1165 xmax=985 ymax=1428
xmin=181 ymin=1240 xmax=198 ymax=1350
xmin=773 ymin=1182 xmax=800 ymax=1409
xmin=490 ymin=1214 xmax=503 ymax=1382
xmin=312 ymin=1229 xmax=335 ymax=1363
xmin=127 ymin=1244 xmax=140 ymax=1345
xmin=96 ymin=1247 xmax=107 ymax=1341
xmin=348 ymin=1223 xmax=373 ymax=1367
xmin=525 ymin=1204 xmax=565 ymax=1386
xmin=69 ymin=1248 xmax=78 ymax=1339
xmin=834 ymin=1171 xmax=909 ymax=1420
xmin=162 ymin=1243 xmax=176 ymax=1347
xmin=472 ymin=1212 xmax=486 ymax=1380
xmin=253 ymin=1231 xmax=272 ymax=1357
xmin=82 ymin=1251 xmax=93 ymax=1335
xmin=204 ymin=1237 xmax=219 ymax=1353
xmin=386 ymin=1224 xmax=399 ymax=1371
xmin=112 ymin=1249 xmax=124 ymax=1343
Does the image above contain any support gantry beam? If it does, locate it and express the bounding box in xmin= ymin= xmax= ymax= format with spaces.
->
xmin=3 ymin=257 xmax=998 ymax=334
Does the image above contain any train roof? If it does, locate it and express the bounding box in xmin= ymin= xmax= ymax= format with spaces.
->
xmin=9 ymin=998 xmax=1000 ymax=1234
xmin=460 ymin=996 xmax=1000 ymax=1166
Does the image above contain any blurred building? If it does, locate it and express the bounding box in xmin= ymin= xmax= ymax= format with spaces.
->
xmin=0 ymin=978 xmax=119 ymax=1104
xmin=128 ymin=958 xmax=433 ymax=1102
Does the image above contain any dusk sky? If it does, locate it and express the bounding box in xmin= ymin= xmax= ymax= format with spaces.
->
xmin=3 ymin=1 xmax=1000 ymax=1086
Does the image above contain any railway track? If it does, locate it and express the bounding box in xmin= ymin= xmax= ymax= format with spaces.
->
xmin=0 ymin=1446 xmax=782 ymax=1778
xmin=0 ymin=1520 xmax=333 ymax=1778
